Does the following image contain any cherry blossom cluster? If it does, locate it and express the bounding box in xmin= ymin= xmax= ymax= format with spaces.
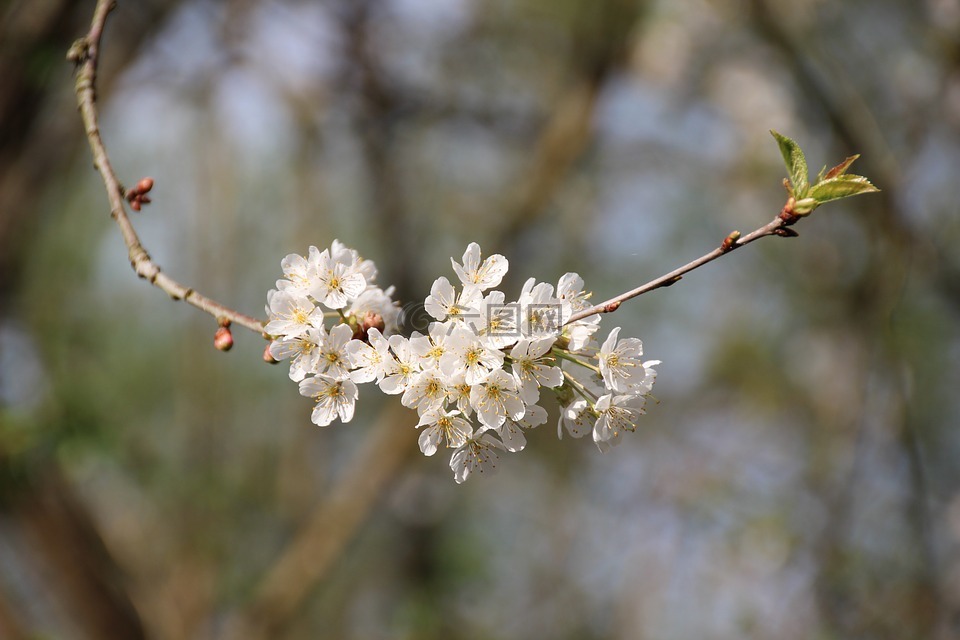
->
xmin=266 ymin=241 xmax=659 ymax=483
xmin=265 ymin=239 xmax=400 ymax=387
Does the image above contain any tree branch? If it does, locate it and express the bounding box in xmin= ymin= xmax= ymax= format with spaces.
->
xmin=567 ymin=210 xmax=795 ymax=324
xmin=69 ymin=0 xmax=265 ymax=336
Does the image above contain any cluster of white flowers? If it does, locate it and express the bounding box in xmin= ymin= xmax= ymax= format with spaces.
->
xmin=265 ymin=240 xmax=400 ymax=422
xmin=266 ymin=241 xmax=659 ymax=484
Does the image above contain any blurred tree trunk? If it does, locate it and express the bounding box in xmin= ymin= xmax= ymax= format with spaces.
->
xmin=0 ymin=467 xmax=147 ymax=639
xmin=0 ymin=2 xmax=184 ymax=637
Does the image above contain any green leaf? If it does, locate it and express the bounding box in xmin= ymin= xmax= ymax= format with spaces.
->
xmin=823 ymin=154 xmax=860 ymax=180
xmin=807 ymin=174 xmax=879 ymax=204
xmin=770 ymin=130 xmax=809 ymax=198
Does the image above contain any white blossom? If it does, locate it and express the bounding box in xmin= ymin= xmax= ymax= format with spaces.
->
xmin=517 ymin=279 xmax=570 ymax=339
xmin=563 ymin=321 xmax=600 ymax=353
xmin=516 ymin=403 xmax=547 ymax=429
xmin=424 ymin=276 xmax=481 ymax=322
xmin=556 ymin=274 xmax=601 ymax=351
xmin=331 ymin=239 xmax=377 ymax=283
xmin=450 ymin=433 xmax=504 ymax=484
xmin=471 ymin=290 xmax=520 ymax=350
xmin=299 ymin=374 xmax=359 ymax=426
xmin=269 ymin=326 xmax=324 ymax=382
xmin=592 ymin=393 xmax=647 ymax=452
xmin=401 ymin=369 xmax=449 ymax=415
xmin=445 ymin=372 xmax=474 ymax=418
xmin=379 ymin=335 xmax=422 ymax=395
xmin=451 ymin=242 xmax=509 ymax=291
xmin=497 ymin=404 xmax=548 ymax=452
xmin=556 ymin=272 xmax=591 ymax=311
xmin=409 ymin=321 xmax=455 ymax=372
xmin=311 ymin=248 xmax=366 ymax=309
xmin=440 ymin=327 xmax=504 ymax=385
xmin=276 ymin=246 xmax=322 ymax=298
xmin=635 ymin=359 xmax=661 ymax=394
xmin=509 ymin=337 xmax=563 ymax=403
xmin=469 ymin=369 xmax=525 ymax=429
xmin=417 ymin=408 xmax=473 ymax=456
xmin=265 ymin=290 xmax=323 ymax=338
xmin=557 ymin=399 xmax=596 ymax=439
xmin=598 ymin=326 xmax=650 ymax=393
xmin=315 ymin=323 xmax=354 ymax=380
xmin=346 ymin=328 xmax=395 ymax=383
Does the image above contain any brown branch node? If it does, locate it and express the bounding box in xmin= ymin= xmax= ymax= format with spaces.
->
xmin=778 ymin=197 xmax=801 ymax=225
xmin=720 ymin=231 xmax=742 ymax=253
xmin=66 ymin=38 xmax=90 ymax=64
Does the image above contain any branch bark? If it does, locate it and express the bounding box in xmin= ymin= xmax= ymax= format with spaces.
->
xmin=70 ymin=0 xmax=265 ymax=335
xmin=567 ymin=212 xmax=794 ymax=324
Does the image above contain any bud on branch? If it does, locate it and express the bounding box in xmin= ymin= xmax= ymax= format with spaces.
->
xmin=125 ymin=176 xmax=154 ymax=211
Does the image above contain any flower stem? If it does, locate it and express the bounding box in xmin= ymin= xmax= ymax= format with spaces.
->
xmin=562 ymin=370 xmax=598 ymax=404
xmin=565 ymin=215 xmax=792 ymax=325
xmin=552 ymin=348 xmax=601 ymax=374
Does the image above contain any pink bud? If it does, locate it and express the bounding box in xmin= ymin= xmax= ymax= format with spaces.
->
xmin=214 ymin=326 xmax=234 ymax=351
xmin=361 ymin=311 xmax=385 ymax=335
xmin=263 ymin=343 xmax=279 ymax=364
xmin=136 ymin=177 xmax=154 ymax=193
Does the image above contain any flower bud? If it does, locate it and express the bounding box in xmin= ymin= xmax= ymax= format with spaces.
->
xmin=721 ymin=230 xmax=741 ymax=252
xmin=361 ymin=311 xmax=384 ymax=335
xmin=263 ymin=343 xmax=279 ymax=364
xmin=214 ymin=326 xmax=234 ymax=351
xmin=351 ymin=312 xmax=385 ymax=342
xmin=136 ymin=177 xmax=154 ymax=193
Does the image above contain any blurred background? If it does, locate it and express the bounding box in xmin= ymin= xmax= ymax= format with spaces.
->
xmin=2 ymin=0 xmax=960 ymax=638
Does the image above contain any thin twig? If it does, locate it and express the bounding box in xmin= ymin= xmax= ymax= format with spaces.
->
xmin=566 ymin=213 xmax=792 ymax=324
xmin=70 ymin=0 xmax=265 ymax=335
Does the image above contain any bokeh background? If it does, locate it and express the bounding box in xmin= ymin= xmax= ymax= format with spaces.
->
xmin=2 ymin=0 xmax=960 ymax=638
